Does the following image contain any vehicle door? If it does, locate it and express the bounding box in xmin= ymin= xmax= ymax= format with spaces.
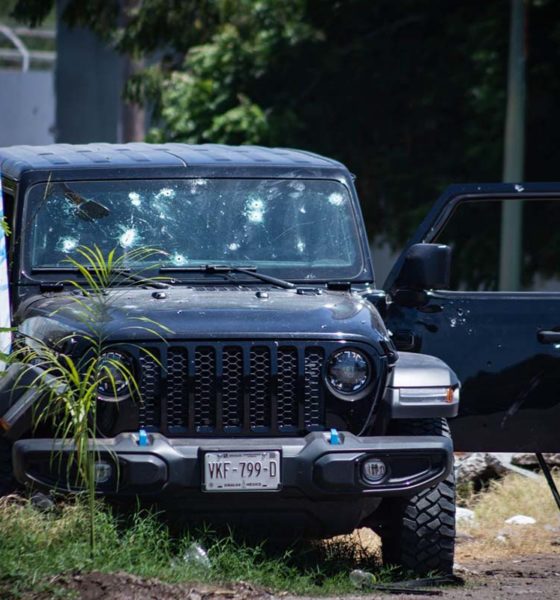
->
xmin=384 ymin=183 xmax=560 ymax=452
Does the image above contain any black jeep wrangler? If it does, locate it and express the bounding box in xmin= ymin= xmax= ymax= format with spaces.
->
xmin=0 ymin=143 xmax=463 ymax=574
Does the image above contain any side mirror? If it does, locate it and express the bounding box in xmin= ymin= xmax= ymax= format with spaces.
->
xmin=395 ymin=243 xmax=451 ymax=291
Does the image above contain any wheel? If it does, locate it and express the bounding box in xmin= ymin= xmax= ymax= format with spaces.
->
xmin=377 ymin=418 xmax=455 ymax=575
xmin=0 ymin=437 xmax=14 ymax=496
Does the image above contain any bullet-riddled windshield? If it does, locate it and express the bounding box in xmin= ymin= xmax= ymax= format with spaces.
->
xmin=26 ymin=178 xmax=364 ymax=281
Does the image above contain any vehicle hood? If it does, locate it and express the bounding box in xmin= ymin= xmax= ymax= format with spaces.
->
xmin=18 ymin=286 xmax=389 ymax=344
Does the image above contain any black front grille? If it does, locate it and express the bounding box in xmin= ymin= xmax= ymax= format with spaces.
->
xmin=137 ymin=342 xmax=327 ymax=435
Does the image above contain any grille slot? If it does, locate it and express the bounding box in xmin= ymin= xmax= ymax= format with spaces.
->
xmin=277 ymin=347 xmax=298 ymax=429
xmin=249 ymin=347 xmax=271 ymax=430
xmin=140 ymin=342 xmax=328 ymax=435
xmin=222 ymin=347 xmax=244 ymax=429
xmin=167 ymin=348 xmax=188 ymax=429
xmin=138 ymin=351 xmax=161 ymax=429
xmin=194 ymin=347 xmax=217 ymax=431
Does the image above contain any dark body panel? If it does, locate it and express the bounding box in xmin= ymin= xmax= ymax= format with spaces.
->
xmin=384 ymin=183 xmax=560 ymax=452
xmin=18 ymin=287 xmax=389 ymax=342
xmin=386 ymin=292 xmax=560 ymax=451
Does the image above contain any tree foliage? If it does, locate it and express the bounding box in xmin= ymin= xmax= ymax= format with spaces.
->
xmin=12 ymin=0 xmax=560 ymax=249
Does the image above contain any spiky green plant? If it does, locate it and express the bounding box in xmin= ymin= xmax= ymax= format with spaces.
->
xmin=0 ymin=217 xmax=10 ymax=237
xmin=7 ymin=244 xmax=171 ymax=556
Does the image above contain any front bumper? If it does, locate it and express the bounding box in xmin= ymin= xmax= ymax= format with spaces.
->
xmin=13 ymin=431 xmax=452 ymax=499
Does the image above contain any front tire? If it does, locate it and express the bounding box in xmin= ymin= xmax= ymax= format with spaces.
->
xmin=377 ymin=418 xmax=456 ymax=575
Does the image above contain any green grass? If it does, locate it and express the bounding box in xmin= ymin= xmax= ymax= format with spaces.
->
xmin=0 ymin=496 xmax=393 ymax=598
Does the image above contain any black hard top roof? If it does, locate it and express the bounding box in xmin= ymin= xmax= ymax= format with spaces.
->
xmin=0 ymin=143 xmax=346 ymax=180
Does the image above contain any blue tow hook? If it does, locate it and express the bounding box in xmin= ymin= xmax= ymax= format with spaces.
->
xmin=329 ymin=428 xmax=341 ymax=445
xmin=137 ymin=429 xmax=150 ymax=447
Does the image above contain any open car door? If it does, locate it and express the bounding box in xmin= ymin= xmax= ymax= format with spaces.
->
xmin=384 ymin=183 xmax=560 ymax=452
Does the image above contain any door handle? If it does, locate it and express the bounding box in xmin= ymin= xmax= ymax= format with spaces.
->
xmin=537 ymin=330 xmax=560 ymax=344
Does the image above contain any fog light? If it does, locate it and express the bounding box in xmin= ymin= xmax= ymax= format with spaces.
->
xmin=94 ymin=461 xmax=113 ymax=484
xmin=362 ymin=458 xmax=387 ymax=484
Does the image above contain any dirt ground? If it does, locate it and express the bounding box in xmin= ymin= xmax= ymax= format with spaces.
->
xmin=29 ymin=576 xmax=275 ymax=600
xmin=314 ymin=554 xmax=560 ymax=600
xmin=23 ymin=553 xmax=559 ymax=600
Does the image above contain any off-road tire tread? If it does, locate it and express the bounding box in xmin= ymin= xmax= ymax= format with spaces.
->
xmin=380 ymin=418 xmax=455 ymax=575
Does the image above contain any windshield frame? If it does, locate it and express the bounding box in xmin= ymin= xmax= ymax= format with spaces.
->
xmin=18 ymin=174 xmax=374 ymax=287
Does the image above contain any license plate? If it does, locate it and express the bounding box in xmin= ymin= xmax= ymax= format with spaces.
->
xmin=203 ymin=450 xmax=281 ymax=492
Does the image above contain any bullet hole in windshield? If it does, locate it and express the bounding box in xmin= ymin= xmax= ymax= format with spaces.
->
xmin=228 ymin=242 xmax=240 ymax=251
xmin=57 ymin=236 xmax=79 ymax=253
xmin=129 ymin=192 xmax=142 ymax=207
xmin=155 ymin=188 xmax=176 ymax=200
xmin=118 ymin=228 xmax=137 ymax=248
xmin=171 ymin=252 xmax=187 ymax=266
xmin=328 ymin=192 xmax=345 ymax=206
xmin=244 ymin=197 xmax=266 ymax=224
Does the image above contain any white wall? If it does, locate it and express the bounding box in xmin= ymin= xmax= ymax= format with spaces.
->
xmin=0 ymin=68 xmax=55 ymax=146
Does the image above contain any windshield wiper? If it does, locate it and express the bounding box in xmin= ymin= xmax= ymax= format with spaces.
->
xmin=160 ymin=264 xmax=295 ymax=289
xmin=32 ymin=267 xmax=169 ymax=289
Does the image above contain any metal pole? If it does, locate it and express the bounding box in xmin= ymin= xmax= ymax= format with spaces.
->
xmin=499 ymin=0 xmax=526 ymax=291
xmin=0 ymin=24 xmax=30 ymax=72
xmin=536 ymin=453 xmax=560 ymax=513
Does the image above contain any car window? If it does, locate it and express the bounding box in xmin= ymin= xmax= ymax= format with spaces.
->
xmin=434 ymin=198 xmax=560 ymax=291
xmin=25 ymin=178 xmax=365 ymax=282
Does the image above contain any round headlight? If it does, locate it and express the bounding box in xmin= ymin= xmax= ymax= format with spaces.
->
xmin=327 ymin=349 xmax=370 ymax=396
xmin=97 ymin=351 xmax=132 ymax=401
